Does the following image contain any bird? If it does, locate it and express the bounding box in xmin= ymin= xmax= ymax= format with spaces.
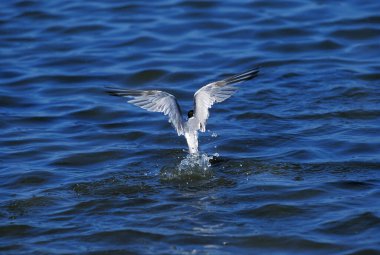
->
xmin=106 ymin=68 xmax=259 ymax=154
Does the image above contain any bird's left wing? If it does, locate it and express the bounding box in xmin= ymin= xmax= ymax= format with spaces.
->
xmin=106 ymin=88 xmax=185 ymax=136
xmin=193 ymin=68 xmax=259 ymax=132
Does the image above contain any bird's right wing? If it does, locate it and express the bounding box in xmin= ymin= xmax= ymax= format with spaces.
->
xmin=193 ymin=68 xmax=259 ymax=132
xmin=106 ymin=87 xmax=185 ymax=136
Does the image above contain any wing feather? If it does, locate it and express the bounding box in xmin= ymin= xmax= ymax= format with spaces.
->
xmin=106 ymin=87 xmax=185 ymax=136
xmin=193 ymin=68 xmax=259 ymax=132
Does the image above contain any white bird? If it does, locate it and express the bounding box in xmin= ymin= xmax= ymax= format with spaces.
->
xmin=106 ymin=68 xmax=259 ymax=154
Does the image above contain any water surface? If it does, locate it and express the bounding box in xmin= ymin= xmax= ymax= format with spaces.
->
xmin=1 ymin=0 xmax=380 ymax=254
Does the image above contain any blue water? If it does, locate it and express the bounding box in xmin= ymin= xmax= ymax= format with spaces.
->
xmin=1 ymin=0 xmax=380 ymax=254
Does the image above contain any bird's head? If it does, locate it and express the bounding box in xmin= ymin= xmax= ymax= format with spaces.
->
xmin=187 ymin=110 xmax=194 ymax=119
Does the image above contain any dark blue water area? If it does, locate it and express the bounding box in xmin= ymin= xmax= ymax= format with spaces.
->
xmin=1 ymin=0 xmax=380 ymax=254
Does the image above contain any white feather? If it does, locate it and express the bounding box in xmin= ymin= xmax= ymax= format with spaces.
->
xmin=106 ymin=68 xmax=259 ymax=153
xmin=108 ymin=89 xmax=185 ymax=136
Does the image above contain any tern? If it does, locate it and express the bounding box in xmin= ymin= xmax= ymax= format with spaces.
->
xmin=106 ymin=68 xmax=259 ymax=154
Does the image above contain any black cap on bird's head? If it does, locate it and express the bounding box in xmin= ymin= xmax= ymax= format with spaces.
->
xmin=187 ymin=110 xmax=194 ymax=119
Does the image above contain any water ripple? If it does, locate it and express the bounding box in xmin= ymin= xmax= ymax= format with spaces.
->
xmin=1 ymin=0 xmax=380 ymax=254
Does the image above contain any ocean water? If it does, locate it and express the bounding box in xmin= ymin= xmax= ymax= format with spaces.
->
xmin=1 ymin=0 xmax=380 ymax=254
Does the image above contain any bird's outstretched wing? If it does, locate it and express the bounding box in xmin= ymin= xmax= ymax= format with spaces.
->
xmin=106 ymin=88 xmax=185 ymax=136
xmin=193 ymin=68 xmax=259 ymax=132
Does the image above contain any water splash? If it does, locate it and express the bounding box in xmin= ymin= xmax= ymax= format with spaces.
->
xmin=207 ymin=130 xmax=218 ymax=138
xmin=160 ymin=153 xmax=218 ymax=182
xmin=178 ymin=153 xmax=212 ymax=171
